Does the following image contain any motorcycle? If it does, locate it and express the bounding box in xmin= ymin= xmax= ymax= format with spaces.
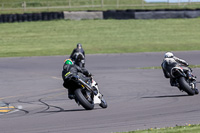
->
xmin=64 ymin=73 xmax=107 ymax=110
xmin=170 ymin=65 xmax=199 ymax=95
xmin=72 ymin=52 xmax=85 ymax=68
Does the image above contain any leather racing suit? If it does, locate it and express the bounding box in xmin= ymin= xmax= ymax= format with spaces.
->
xmin=62 ymin=63 xmax=91 ymax=99
xmin=161 ymin=56 xmax=190 ymax=86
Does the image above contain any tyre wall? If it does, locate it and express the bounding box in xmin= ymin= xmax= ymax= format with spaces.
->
xmin=0 ymin=12 xmax=64 ymax=23
xmin=134 ymin=9 xmax=200 ymax=19
xmin=103 ymin=9 xmax=200 ymax=19
xmin=1 ymin=9 xmax=200 ymax=23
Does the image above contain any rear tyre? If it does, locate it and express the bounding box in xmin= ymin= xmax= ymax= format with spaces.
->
xmin=74 ymin=88 xmax=94 ymax=110
xmin=178 ymin=77 xmax=195 ymax=96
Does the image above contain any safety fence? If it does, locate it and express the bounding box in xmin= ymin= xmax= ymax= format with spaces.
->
xmin=1 ymin=0 xmax=200 ymax=12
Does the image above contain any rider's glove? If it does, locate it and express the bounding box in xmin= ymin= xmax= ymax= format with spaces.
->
xmin=72 ymin=75 xmax=78 ymax=80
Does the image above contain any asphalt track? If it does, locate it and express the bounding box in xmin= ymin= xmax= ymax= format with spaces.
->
xmin=0 ymin=51 xmax=200 ymax=133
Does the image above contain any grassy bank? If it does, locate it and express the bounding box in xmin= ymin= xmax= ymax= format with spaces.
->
xmin=1 ymin=0 xmax=200 ymax=14
xmin=0 ymin=18 xmax=200 ymax=57
xmin=0 ymin=0 xmax=144 ymax=14
xmin=132 ymin=65 xmax=200 ymax=69
xmin=119 ymin=124 xmax=200 ymax=133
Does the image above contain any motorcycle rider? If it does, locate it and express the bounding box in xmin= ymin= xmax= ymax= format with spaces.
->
xmin=161 ymin=52 xmax=193 ymax=86
xmin=62 ymin=59 xmax=92 ymax=99
xmin=70 ymin=43 xmax=85 ymax=61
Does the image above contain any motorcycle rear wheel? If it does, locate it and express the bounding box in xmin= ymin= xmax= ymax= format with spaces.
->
xmin=74 ymin=88 xmax=94 ymax=110
xmin=178 ymin=77 xmax=195 ymax=96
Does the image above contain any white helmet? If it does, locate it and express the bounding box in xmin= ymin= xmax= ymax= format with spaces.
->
xmin=164 ymin=52 xmax=174 ymax=58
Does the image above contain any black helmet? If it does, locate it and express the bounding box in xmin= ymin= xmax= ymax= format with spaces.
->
xmin=77 ymin=43 xmax=82 ymax=49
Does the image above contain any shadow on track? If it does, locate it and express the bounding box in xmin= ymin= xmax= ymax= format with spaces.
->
xmin=38 ymin=98 xmax=89 ymax=113
xmin=38 ymin=99 xmax=101 ymax=114
xmin=39 ymin=108 xmax=87 ymax=113
xmin=141 ymin=94 xmax=189 ymax=98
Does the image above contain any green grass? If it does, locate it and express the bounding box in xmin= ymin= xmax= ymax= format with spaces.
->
xmin=0 ymin=0 xmax=145 ymax=14
xmin=1 ymin=18 xmax=200 ymax=57
xmin=1 ymin=0 xmax=200 ymax=14
xmin=119 ymin=124 xmax=200 ymax=133
xmin=132 ymin=65 xmax=200 ymax=69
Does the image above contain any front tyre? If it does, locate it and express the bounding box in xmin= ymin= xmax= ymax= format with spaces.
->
xmin=99 ymin=97 xmax=107 ymax=109
xmin=74 ymin=89 xmax=94 ymax=110
xmin=178 ymin=77 xmax=195 ymax=96
xmin=195 ymin=89 xmax=199 ymax=95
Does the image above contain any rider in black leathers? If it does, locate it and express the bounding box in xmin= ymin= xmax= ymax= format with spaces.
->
xmin=70 ymin=43 xmax=85 ymax=61
xmin=62 ymin=59 xmax=91 ymax=99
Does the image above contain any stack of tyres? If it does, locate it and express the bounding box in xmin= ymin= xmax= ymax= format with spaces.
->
xmin=0 ymin=12 xmax=64 ymax=23
xmin=1 ymin=15 xmax=8 ymax=23
xmin=27 ymin=13 xmax=32 ymax=21
xmin=41 ymin=12 xmax=49 ymax=20
xmin=42 ymin=12 xmax=64 ymax=21
xmin=103 ymin=10 xmax=135 ymax=19
xmin=17 ymin=14 xmax=23 ymax=22
xmin=57 ymin=12 xmax=64 ymax=19
xmin=51 ymin=12 xmax=58 ymax=20
xmin=7 ymin=14 xmax=13 ymax=22
xmin=12 ymin=14 xmax=17 ymax=22
xmin=32 ymin=13 xmax=42 ymax=21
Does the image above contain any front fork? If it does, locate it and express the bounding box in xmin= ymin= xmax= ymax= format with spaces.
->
xmin=190 ymin=81 xmax=197 ymax=89
xmin=185 ymin=77 xmax=197 ymax=90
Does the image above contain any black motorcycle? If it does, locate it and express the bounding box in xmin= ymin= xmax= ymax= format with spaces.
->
xmin=169 ymin=65 xmax=198 ymax=95
xmin=63 ymin=73 xmax=107 ymax=110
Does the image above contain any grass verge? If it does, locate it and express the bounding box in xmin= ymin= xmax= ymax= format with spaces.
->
xmin=132 ymin=65 xmax=200 ymax=69
xmin=1 ymin=0 xmax=200 ymax=14
xmin=118 ymin=124 xmax=200 ymax=133
xmin=1 ymin=18 xmax=200 ymax=57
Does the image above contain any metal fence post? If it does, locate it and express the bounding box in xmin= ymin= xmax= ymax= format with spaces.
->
xmin=178 ymin=0 xmax=180 ymax=6
xmin=1 ymin=3 xmax=4 ymax=11
xmin=116 ymin=0 xmax=119 ymax=8
xmin=168 ymin=0 xmax=170 ymax=8
xmin=69 ymin=0 xmax=71 ymax=8
xmin=47 ymin=1 xmax=49 ymax=11
xmin=91 ymin=0 xmax=94 ymax=7
xmin=101 ymin=0 xmax=104 ymax=8
xmin=142 ymin=0 xmax=144 ymax=8
xmin=22 ymin=1 xmax=26 ymax=12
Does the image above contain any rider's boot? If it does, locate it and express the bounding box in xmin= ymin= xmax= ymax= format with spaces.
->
xmin=68 ymin=89 xmax=75 ymax=100
xmin=92 ymin=86 xmax=98 ymax=95
xmin=170 ymin=78 xmax=178 ymax=87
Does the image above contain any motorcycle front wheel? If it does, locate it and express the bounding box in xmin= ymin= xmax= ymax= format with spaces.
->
xmin=99 ymin=97 xmax=107 ymax=109
xmin=178 ymin=77 xmax=195 ymax=96
xmin=74 ymin=88 xmax=94 ymax=110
